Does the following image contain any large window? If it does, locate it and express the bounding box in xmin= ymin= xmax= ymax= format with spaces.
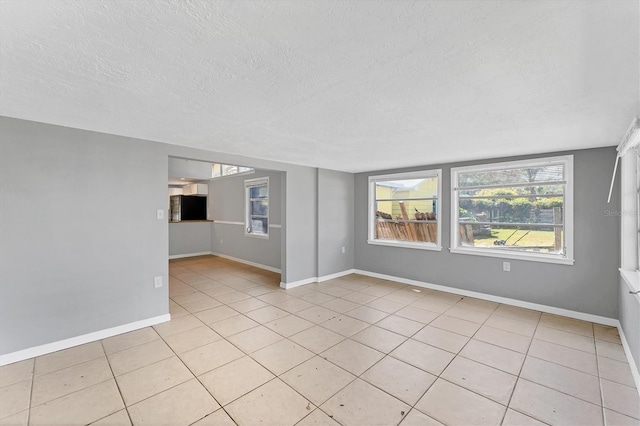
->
xmin=245 ymin=177 xmax=269 ymax=238
xmin=451 ymin=156 xmax=573 ymax=264
xmin=368 ymin=170 xmax=441 ymax=250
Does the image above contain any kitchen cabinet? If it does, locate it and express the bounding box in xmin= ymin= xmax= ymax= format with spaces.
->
xmin=183 ymin=183 xmax=208 ymax=196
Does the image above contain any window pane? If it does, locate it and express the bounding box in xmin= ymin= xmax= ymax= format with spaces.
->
xmin=375 ymin=215 xmax=438 ymax=243
xmin=250 ymin=185 xmax=268 ymax=199
xmin=250 ymin=218 xmax=268 ymax=234
xmin=459 ymin=164 xmax=565 ymax=187
xmin=453 ymin=157 xmax=571 ymax=261
xmin=376 ymin=200 xmax=437 ymax=221
xmin=250 ymin=200 xmax=268 ymax=216
xmin=375 ymin=177 xmax=437 ymax=200
xmin=458 ymin=196 xmax=563 ymax=225
xmin=457 ymin=222 xmax=563 ymax=254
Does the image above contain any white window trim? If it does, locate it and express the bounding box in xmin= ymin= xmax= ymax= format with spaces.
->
xmin=245 ymin=176 xmax=269 ymax=239
xmin=368 ymin=169 xmax=442 ymax=251
xmin=450 ymin=155 xmax=574 ymax=265
xmin=210 ymin=169 xmax=255 ymax=181
xmin=618 ymin=118 xmax=640 ymax=292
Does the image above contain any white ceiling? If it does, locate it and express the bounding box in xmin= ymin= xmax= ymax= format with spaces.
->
xmin=1 ymin=1 xmax=638 ymax=173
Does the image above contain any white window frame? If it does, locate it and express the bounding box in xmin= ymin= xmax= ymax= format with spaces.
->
xmin=450 ymin=155 xmax=574 ymax=265
xmin=368 ymin=169 xmax=442 ymax=251
xmin=618 ymin=120 xmax=640 ymax=293
xmin=212 ymin=163 xmax=255 ymax=179
xmin=245 ymin=177 xmax=269 ymax=239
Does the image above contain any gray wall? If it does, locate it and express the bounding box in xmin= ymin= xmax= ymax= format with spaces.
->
xmin=318 ymin=169 xmax=355 ymax=277
xmin=0 ymin=117 xmax=169 ymax=355
xmin=209 ymin=170 xmax=283 ymax=270
xmin=168 ymin=157 xmax=212 ymax=180
xmin=169 ymin=222 xmax=212 ymax=257
xmin=355 ymin=147 xmax=621 ymax=319
xmin=164 ymin=146 xmax=318 ymax=284
xmin=619 ymin=279 xmax=640 ymax=372
xmin=0 ymin=117 xmax=323 ymax=355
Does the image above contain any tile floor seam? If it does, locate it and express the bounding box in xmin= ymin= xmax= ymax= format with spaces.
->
xmin=103 ymin=336 xmax=162 ymax=357
xmin=28 ymin=377 xmax=115 ymax=411
xmin=98 ymin=339 xmax=133 ymax=426
xmin=354 ymin=353 xmax=433 ymax=410
xmin=105 ymin=350 xmax=181 ymax=379
xmin=517 ymin=376 xmax=606 ymax=409
xmin=33 ymin=350 xmax=105 ymax=378
xmin=30 ymin=356 xmax=115 ymax=409
xmin=26 ymin=358 xmax=34 ymax=426
xmin=395 ymin=337 xmax=465 ymax=425
xmin=525 ymin=349 xmax=599 ymax=378
xmin=150 ymin=319 xmax=230 ymax=423
xmin=501 ymin=307 xmax=543 ymax=425
xmin=504 ymin=407 xmax=553 ymax=426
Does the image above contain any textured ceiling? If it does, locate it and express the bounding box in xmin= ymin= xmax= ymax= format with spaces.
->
xmin=1 ymin=1 xmax=638 ymax=173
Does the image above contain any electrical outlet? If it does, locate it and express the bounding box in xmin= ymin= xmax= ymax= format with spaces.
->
xmin=156 ymin=209 xmax=164 ymax=220
xmin=503 ymin=262 xmax=511 ymax=272
xmin=154 ymin=276 xmax=163 ymax=288
xmin=220 ymin=239 xmax=223 ymax=245
xmin=341 ymin=246 xmax=346 ymax=254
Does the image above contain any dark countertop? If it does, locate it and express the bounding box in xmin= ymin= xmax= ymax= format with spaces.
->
xmin=169 ymin=220 xmax=213 ymax=223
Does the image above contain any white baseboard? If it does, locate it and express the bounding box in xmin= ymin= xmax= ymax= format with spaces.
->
xmin=169 ymin=251 xmax=211 ymax=259
xmin=317 ymin=269 xmax=356 ymax=282
xmin=0 ymin=314 xmax=170 ymax=366
xmin=280 ymin=277 xmax=318 ymax=289
xmin=352 ymin=269 xmax=619 ymax=327
xmin=616 ymin=320 xmax=640 ymax=396
xmin=211 ymin=252 xmax=281 ymax=273
xmin=280 ymin=269 xmax=356 ymax=289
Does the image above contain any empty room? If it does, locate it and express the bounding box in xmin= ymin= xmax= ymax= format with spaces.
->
xmin=0 ymin=1 xmax=639 ymax=425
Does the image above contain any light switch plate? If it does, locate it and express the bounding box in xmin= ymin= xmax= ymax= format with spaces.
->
xmin=154 ymin=276 xmax=163 ymax=288
xmin=156 ymin=209 xmax=165 ymax=220
xmin=503 ymin=262 xmax=511 ymax=272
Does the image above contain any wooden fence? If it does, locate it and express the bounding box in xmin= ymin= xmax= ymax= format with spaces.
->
xmin=376 ymin=220 xmax=438 ymax=243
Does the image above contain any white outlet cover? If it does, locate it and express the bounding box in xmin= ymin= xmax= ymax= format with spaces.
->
xmin=154 ymin=276 xmax=163 ymax=288
xmin=156 ymin=209 xmax=164 ymax=220
xmin=503 ymin=262 xmax=511 ymax=272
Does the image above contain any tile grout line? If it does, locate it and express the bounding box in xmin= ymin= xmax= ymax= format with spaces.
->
xmin=594 ymin=327 xmax=608 ymax=426
xmin=500 ymin=307 xmax=544 ymax=425
xmin=160 ymin=288 xmax=240 ymax=424
xmin=26 ymin=356 xmax=35 ymax=426
xmin=400 ymin=295 xmax=504 ymax=425
xmin=97 ymin=339 xmax=134 ymax=426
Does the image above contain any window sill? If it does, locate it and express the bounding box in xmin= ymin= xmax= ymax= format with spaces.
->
xmin=620 ymin=269 xmax=640 ymax=293
xmin=245 ymin=233 xmax=269 ymax=239
xmin=449 ymin=247 xmax=574 ymax=265
xmin=367 ymin=240 xmax=442 ymax=251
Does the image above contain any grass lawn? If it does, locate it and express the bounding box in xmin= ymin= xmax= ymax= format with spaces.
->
xmin=473 ymin=227 xmax=558 ymax=248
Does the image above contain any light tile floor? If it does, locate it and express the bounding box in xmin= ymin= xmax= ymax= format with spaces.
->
xmin=1 ymin=255 xmax=638 ymax=425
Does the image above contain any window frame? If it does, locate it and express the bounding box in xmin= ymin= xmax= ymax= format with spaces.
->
xmin=212 ymin=163 xmax=255 ymax=179
xmin=367 ymin=169 xmax=442 ymax=251
xmin=244 ymin=177 xmax=269 ymax=239
xmin=620 ymin=146 xmax=640 ymax=292
xmin=450 ymin=155 xmax=574 ymax=265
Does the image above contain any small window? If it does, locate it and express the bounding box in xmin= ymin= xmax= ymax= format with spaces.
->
xmin=451 ymin=155 xmax=573 ymax=264
xmin=245 ymin=177 xmax=269 ymax=238
xmin=212 ymin=163 xmax=254 ymax=178
xmin=368 ymin=169 xmax=442 ymax=250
